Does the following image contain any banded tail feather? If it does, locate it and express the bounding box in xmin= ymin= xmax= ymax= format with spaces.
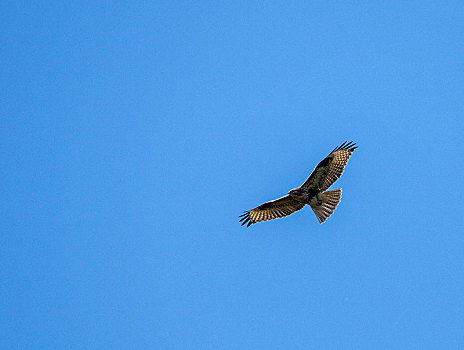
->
xmin=310 ymin=189 xmax=342 ymax=224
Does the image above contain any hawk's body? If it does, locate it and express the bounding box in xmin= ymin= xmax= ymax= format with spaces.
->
xmin=239 ymin=141 xmax=357 ymax=227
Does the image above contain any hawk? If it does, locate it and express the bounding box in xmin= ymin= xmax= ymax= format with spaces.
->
xmin=239 ymin=141 xmax=357 ymax=227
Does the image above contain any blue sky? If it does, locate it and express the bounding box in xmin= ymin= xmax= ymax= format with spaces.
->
xmin=2 ymin=1 xmax=464 ymax=349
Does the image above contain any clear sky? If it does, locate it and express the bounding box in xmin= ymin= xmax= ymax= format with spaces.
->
xmin=2 ymin=1 xmax=464 ymax=349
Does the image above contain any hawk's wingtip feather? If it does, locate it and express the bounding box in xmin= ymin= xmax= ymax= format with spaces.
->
xmin=239 ymin=211 xmax=252 ymax=227
xmin=333 ymin=141 xmax=357 ymax=152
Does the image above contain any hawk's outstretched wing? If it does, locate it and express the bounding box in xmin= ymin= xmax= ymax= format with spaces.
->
xmin=300 ymin=141 xmax=357 ymax=192
xmin=239 ymin=195 xmax=305 ymax=227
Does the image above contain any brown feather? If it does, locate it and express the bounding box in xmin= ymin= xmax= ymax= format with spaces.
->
xmin=300 ymin=141 xmax=357 ymax=192
xmin=310 ymin=189 xmax=342 ymax=224
xmin=239 ymin=195 xmax=305 ymax=226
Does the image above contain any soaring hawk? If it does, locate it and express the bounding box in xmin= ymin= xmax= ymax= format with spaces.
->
xmin=239 ymin=141 xmax=357 ymax=227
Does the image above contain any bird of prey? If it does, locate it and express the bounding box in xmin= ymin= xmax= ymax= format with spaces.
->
xmin=239 ymin=141 xmax=357 ymax=227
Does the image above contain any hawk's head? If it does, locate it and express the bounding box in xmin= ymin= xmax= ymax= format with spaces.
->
xmin=288 ymin=188 xmax=305 ymax=200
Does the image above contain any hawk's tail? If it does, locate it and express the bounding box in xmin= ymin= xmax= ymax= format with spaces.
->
xmin=311 ymin=189 xmax=342 ymax=224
